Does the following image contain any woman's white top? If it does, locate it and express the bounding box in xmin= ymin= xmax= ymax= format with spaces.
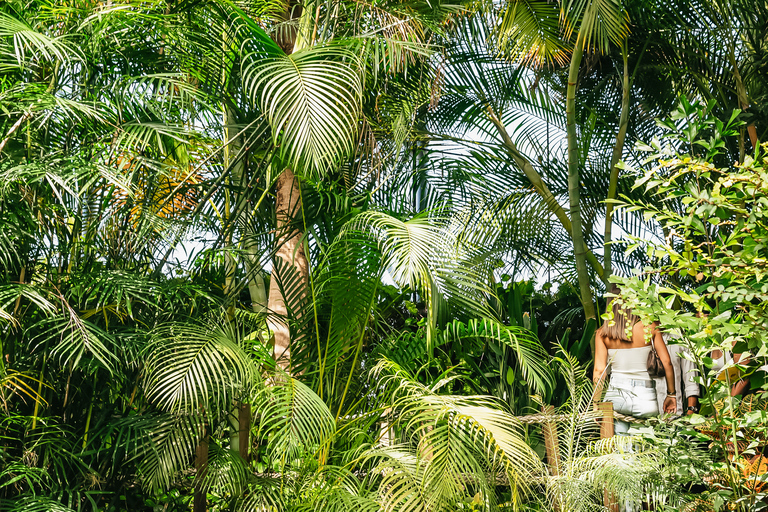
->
xmin=608 ymin=346 xmax=652 ymax=380
xmin=711 ymin=350 xmax=733 ymax=375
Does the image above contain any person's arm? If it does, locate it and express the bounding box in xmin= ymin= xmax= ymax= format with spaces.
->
xmin=592 ymin=332 xmax=608 ymax=405
xmin=679 ymin=348 xmax=700 ymax=414
xmin=687 ymin=395 xmax=699 ymax=413
xmin=730 ymin=353 xmax=750 ymax=396
xmin=652 ymin=324 xmax=677 ymax=414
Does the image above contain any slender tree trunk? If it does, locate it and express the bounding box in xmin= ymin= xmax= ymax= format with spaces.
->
xmin=729 ymin=49 xmax=758 ymax=150
xmin=221 ymin=13 xmax=244 ymax=319
xmin=222 ymin=105 xmax=240 ymax=321
xmin=603 ymin=44 xmax=630 ymax=283
xmin=194 ymin=429 xmax=209 ymax=512
xmin=267 ymin=169 xmax=309 ymax=370
xmin=246 ymin=247 xmax=267 ymax=313
xmin=487 ymin=107 xmax=605 ymax=280
xmin=265 ymin=1 xmax=311 ymax=372
xmin=565 ymin=41 xmax=596 ymax=323
xmin=221 ymin=36 xmax=267 ymax=317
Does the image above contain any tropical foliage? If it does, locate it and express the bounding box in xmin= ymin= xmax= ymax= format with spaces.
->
xmin=612 ymin=98 xmax=768 ymax=510
xmin=2 ymin=0 xmax=768 ymax=511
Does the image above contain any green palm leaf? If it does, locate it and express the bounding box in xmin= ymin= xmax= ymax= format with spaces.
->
xmin=570 ymin=436 xmax=665 ymax=503
xmin=366 ymin=447 xmax=431 ymax=512
xmin=373 ymin=359 xmax=545 ymax=509
xmin=112 ymin=122 xmax=195 ymax=155
xmin=0 ymin=462 xmax=48 ymax=495
xmin=110 ymin=412 xmax=205 ymax=493
xmin=298 ymin=236 xmax=382 ymax=393
xmin=497 ymin=0 xmax=567 ymax=66
xmin=307 ymin=472 xmax=381 ymax=512
xmin=144 ymin=321 xmax=258 ymax=413
xmin=2 ymin=496 xmax=77 ymax=512
xmin=441 ymin=318 xmax=555 ymax=396
xmin=31 ymin=311 xmax=119 ymax=375
xmin=243 ymin=46 xmax=363 ymax=176
xmin=235 ymin=475 xmax=286 ymax=512
xmin=195 ymin=442 xmax=250 ymax=497
xmin=253 ymin=372 xmax=336 ymax=462
xmin=0 ymin=284 xmax=56 ymax=327
xmin=121 ymin=73 xmax=214 ymax=121
xmin=563 ymin=0 xmax=629 ymax=52
xmin=0 ymin=11 xmax=78 ymax=69
xmin=341 ymin=211 xmax=498 ymax=324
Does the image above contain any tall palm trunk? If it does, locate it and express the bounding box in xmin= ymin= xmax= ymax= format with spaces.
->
xmin=565 ymin=41 xmax=596 ymax=323
xmin=267 ymin=168 xmax=309 ymax=369
xmin=265 ymin=1 xmax=312 ymax=371
xmin=223 ymin=105 xmax=241 ymax=321
xmin=223 ymin=105 xmax=269 ymax=315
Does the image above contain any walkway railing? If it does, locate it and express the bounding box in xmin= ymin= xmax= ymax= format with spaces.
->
xmin=193 ymin=402 xmax=644 ymax=512
xmin=525 ymin=402 xmax=648 ymax=512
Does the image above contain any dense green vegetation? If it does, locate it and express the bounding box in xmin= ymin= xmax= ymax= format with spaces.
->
xmin=1 ymin=0 xmax=767 ymax=510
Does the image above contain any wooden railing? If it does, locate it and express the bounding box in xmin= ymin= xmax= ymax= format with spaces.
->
xmin=193 ymin=402 xmax=633 ymax=512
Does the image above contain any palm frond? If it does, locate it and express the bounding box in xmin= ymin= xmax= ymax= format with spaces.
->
xmin=69 ymin=270 xmax=158 ymax=322
xmin=297 ymin=234 xmax=382 ymax=390
xmin=0 ymin=461 xmax=49 ymax=494
xmin=0 ymin=11 xmax=79 ymax=69
xmin=235 ymin=475 xmax=286 ymax=512
xmin=253 ymin=372 xmax=336 ymax=463
xmin=366 ymin=446 xmax=433 ymax=512
xmin=144 ymin=320 xmax=258 ymax=413
xmin=130 ymin=71 xmax=211 ymax=108
xmin=30 ymin=309 xmax=120 ymax=375
xmin=112 ymin=122 xmax=197 ymax=155
xmin=0 ymin=369 xmax=47 ymax=408
xmin=373 ymin=359 xmax=545 ymax=506
xmin=562 ymin=0 xmax=629 ymax=53
xmin=497 ymin=0 xmax=568 ymax=67
xmin=341 ymin=211 xmax=498 ymax=325
xmin=307 ymin=470 xmax=381 ymax=512
xmin=195 ymin=442 xmax=250 ymax=497
xmin=1 ymin=496 xmax=77 ymax=512
xmin=442 ymin=318 xmax=555 ymax=396
xmin=0 ymin=284 xmax=56 ymax=327
xmin=243 ymin=46 xmax=363 ymax=177
xmin=108 ymin=412 xmax=205 ymax=493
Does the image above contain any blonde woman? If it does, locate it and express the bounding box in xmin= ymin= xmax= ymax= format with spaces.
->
xmin=593 ymin=287 xmax=677 ymax=433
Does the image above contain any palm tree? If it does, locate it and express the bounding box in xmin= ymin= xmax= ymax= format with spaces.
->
xmin=488 ymin=0 xmax=630 ymax=321
xmin=0 ymin=1 xmax=231 ymax=506
xmin=425 ymin=0 xmax=749 ymax=336
xmin=425 ymin=11 xmax=622 ymax=323
xmin=1 ymin=2 xmax=559 ymax=508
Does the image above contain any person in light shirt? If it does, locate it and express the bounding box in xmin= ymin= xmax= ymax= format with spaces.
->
xmin=654 ymin=332 xmax=700 ymax=415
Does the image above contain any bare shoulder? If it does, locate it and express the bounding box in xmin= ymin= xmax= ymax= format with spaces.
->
xmin=595 ymin=328 xmax=612 ymax=349
xmin=631 ymin=320 xmax=654 ymax=347
xmin=597 ymin=328 xmax=621 ymax=350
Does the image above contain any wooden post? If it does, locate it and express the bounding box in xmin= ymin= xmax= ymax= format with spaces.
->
xmin=379 ymin=408 xmax=392 ymax=447
xmin=541 ymin=406 xmax=560 ymax=476
xmin=194 ymin=435 xmax=208 ymax=512
xmin=598 ymin=402 xmax=618 ymax=512
xmin=598 ymin=402 xmax=614 ymax=439
xmin=239 ymin=404 xmax=251 ymax=461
